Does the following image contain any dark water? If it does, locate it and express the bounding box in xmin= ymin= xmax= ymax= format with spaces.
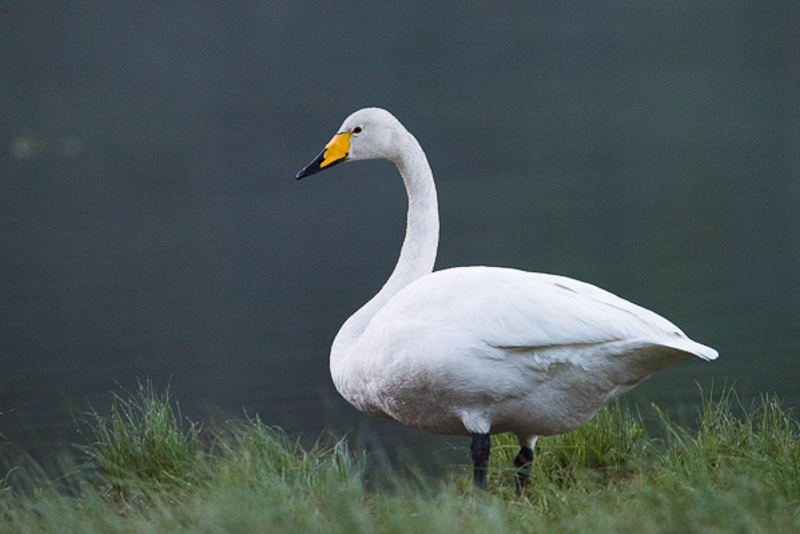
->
xmin=2 ymin=2 xmax=798 ymax=464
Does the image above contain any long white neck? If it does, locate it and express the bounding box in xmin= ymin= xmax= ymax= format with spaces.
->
xmin=331 ymin=131 xmax=439 ymax=363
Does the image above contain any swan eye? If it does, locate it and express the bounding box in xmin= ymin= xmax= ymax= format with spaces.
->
xmin=352 ymin=126 xmax=363 ymax=134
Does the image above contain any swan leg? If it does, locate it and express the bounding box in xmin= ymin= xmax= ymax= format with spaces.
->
xmin=513 ymin=446 xmax=534 ymax=494
xmin=470 ymin=433 xmax=491 ymax=488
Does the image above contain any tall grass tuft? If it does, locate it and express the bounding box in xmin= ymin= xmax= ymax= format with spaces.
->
xmin=211 ymin=415 xmax=362 ymax=494
xmin=79 ymin=381 xmax=202 ymax=497
xmin=651 ymin=388 xmax=800 ymax=498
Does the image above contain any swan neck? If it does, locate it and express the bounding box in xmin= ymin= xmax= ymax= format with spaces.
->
xmin=395 ymin=133 xmax=439 ymax=282
xmin=332 ymin=131 xmax=439 ymax=359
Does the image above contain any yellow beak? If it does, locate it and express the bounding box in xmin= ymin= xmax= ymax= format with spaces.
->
xmin=296 ymin=132 xmax=352 ymax=179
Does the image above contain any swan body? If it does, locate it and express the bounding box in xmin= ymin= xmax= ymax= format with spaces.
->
xmin=297 ymin=108 xmax=718 ymax=489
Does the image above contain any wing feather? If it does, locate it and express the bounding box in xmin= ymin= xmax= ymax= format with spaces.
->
xmin=368 ymin=266 xmax=716 ymax=361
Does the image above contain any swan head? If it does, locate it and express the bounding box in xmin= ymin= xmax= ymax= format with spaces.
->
xmin=296 ymin=108 xmax=407 ymax=179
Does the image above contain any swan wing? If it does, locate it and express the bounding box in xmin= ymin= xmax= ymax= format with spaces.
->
xmin=370 ymin=266 xmax=718 ymax=363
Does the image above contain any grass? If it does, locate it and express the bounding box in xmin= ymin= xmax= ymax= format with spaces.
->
xmin=78 ymin=381 xmax=203 ymax=498
xmin=1 ymin=384 xmax=799 ymax=533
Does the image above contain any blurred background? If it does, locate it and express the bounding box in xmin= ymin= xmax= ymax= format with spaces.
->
xmin=1 ymin=2 xmax=798 ymax=467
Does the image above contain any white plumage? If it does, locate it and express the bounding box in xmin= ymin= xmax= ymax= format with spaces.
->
xmin=297 ymin=107 xmax=717 ymax=489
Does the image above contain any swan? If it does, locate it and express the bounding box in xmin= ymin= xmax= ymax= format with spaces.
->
xmin=296 ymin=107 xmax=718 ymax=490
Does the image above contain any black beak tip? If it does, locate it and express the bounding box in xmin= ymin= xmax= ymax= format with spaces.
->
xmin=296 ymin=151 xmax=348 ymax=181
xmin=296 ymin=164 xmax=320 ymax=180
xmin=296 ymin=150 xmax=327 ymax=180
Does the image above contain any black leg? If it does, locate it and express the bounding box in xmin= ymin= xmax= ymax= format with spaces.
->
xmin=470 ymin=433 xmax=491 ymax=489
xmin=513 ymin=446 xmax=534 ymax=495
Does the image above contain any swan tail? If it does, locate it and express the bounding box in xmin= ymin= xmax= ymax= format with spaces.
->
xmin=662 ymin=337 xmax=719 ymax=361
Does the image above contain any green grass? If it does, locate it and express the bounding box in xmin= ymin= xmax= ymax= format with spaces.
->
xmin=1 ymin=384 xmax=799 ymax=533
xmin=78 ymin=381 xmax=203 ymax=498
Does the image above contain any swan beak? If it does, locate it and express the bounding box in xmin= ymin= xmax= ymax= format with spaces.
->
xmin=296 ymin=132 xmax=352 ymax=179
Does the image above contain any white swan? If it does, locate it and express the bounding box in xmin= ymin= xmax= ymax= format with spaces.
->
xmin=296 ymin=108 xmax=718 ymax=490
